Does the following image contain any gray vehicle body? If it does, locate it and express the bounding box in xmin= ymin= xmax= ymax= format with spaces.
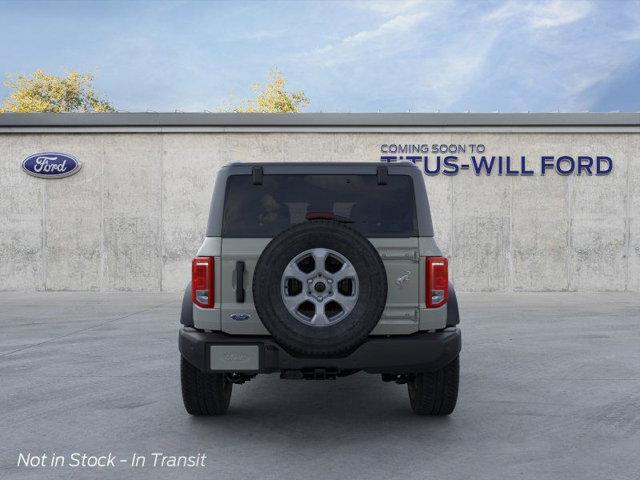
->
xmin=181 ymin=162 xmax=459 ymax=338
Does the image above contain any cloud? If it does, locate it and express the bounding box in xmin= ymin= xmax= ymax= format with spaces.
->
xmin=530 ymin=0 xmax=592 ymax=28
xmin=483 ymin=1 xmax=523 ymax=23
xmin=484 ymin=0 xmax=592 ymax=29
xmin=474 ymin=0 xmax=640 ymax=111
xmin=8 ymin=0 xmax=635 ymax=112
xmin=417 ymin=26 xmax=500 ymax=110
xmin=288 ymin=0 xmax=639 ymax=112
xmin=350 ymin=0 xmax=431 ymax=16
xmin=619 ymin=0 xmax=640 ymax=41
xmin=301 ymin=11 xmax=430 ymax=66
xmin=368 ymin=0 xmax=597 ymax=111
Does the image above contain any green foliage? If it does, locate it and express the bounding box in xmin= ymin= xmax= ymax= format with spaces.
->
xmin=1 ymin=70 xmax=114 ymax=113
xmin=234 ymin=70 xmax=309 ymax=113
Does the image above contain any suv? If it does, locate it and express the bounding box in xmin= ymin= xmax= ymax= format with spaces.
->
xmin=179 ymin=162 xmax=461 ymax=416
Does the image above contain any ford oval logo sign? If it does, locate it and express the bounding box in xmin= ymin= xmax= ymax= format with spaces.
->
xmin=22 ymin=152 xmax=81 ymax=179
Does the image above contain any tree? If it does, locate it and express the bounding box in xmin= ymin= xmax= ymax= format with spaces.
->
xmin=1 ymin=70 xmax=114 ymax=113
xmin=234 ymin=70 xmax=309 ymax=113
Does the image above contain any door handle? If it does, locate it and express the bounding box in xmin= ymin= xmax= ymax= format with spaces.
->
xmin=236 ymin=261 xmax=245 ymax=303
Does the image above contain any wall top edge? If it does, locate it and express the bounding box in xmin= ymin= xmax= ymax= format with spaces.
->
xmin=0 ymin=112 xmax=639 ymax=128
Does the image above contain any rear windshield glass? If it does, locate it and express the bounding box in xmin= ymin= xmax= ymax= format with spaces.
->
xmin=222 ymin=174 xmax=417 ymax=238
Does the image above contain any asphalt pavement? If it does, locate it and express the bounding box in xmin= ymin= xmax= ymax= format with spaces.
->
xmin=1 ymin=291 xmax=639 ymax=480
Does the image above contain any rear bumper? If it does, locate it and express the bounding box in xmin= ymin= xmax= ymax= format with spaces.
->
xmin=179 ymin=327 xmax=461 ymax=375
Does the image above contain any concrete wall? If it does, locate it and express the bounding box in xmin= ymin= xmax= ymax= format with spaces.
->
xmin=1 ymin=130 xmax=638 ymax=292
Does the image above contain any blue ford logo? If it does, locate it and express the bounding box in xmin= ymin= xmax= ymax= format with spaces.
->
xmin=22 ymin=152 xmax=81 ymax=179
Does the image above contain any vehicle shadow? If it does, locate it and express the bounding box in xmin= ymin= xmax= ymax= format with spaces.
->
xmin=186 ymin=372 xmax=455 ymax=448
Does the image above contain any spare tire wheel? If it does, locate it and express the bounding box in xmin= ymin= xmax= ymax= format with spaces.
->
xmin=252 ymin=219 xmax=387 ymax=356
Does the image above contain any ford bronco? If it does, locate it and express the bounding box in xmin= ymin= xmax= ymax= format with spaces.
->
xmin=179 ymin=162 xmax=461 ymax=415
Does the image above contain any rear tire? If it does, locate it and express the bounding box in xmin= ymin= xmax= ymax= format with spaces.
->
xmin=407 ymin=356 xmax=459 ymax=416
xmin=181 ymin=357 xmax=232 ymax=416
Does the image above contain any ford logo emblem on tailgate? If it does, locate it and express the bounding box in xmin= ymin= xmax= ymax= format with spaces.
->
xmin=22 ymin=152 xmax=81 ymax=179
xmin=230 ymin=313 xmax=251 ymax=321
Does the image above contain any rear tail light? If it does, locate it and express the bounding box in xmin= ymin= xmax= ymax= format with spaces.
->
xmin=426 ymin=257 xmax=448 ymax=308
xmin=192 ymin=257 xmax=214 ymax=308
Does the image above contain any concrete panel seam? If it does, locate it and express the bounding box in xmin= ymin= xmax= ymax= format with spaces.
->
xmin=280 ymin=132 xmax=285 ymax=161
xmin=42 ymin=166 xmax=48 ymax=291
xmin=160 ymin=133 xmax=165 ymax=292
xmin=508 ymin=175 xmax=514 ymax=292
xmin=450 ymin=175 xmax=455 ymax=285
xmin=625 ymin=150 xmax=631 ymax=291
xmin=566 ymin=174 xmax=573 ymax=292
xmin=99 ymin=138 xmax=106 ymax=292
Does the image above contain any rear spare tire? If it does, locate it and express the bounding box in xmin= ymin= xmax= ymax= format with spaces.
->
xmin=253 ymin=219 xmax=387 ymax=356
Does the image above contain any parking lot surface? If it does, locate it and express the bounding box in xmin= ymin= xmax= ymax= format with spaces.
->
xmin=1 ymin=291 xmax=639 ymax=480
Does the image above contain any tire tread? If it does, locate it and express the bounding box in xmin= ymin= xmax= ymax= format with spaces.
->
xmin=181 ymin=357 xmax=232 ymax=416
xmin=408 ymin=356 xmax=459 ymax=416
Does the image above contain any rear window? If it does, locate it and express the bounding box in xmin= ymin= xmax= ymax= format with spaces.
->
xmin=222 ymin=174 xmax=417 ymax=238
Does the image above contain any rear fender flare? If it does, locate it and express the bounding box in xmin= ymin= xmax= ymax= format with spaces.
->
xmin=180 ymin=282 xmax=194 ymax=327
xmin=447 ymin=282 xmax=460 ymax=327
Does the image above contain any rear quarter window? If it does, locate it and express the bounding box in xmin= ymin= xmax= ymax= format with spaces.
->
xmin=222 ymin=174 xmax=418 ymax=238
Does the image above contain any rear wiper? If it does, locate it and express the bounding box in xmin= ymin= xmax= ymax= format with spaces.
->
xmin=305 ymin=212 xmax=354 ymax=223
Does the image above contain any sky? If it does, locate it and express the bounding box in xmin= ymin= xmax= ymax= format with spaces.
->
xmin=0 ymin=0 xmax=639 ymax=112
